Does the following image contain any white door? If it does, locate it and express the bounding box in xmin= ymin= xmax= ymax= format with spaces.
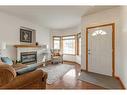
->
xmin=87 ymin=25 xmax=113 ymax=76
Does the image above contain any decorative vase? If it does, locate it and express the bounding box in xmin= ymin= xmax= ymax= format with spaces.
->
xmin=36 ymin=42 xmax=38 ymax=46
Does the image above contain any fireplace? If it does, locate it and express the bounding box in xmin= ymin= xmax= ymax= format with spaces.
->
xmin=21 ymin=51 xmax=37 ymax=64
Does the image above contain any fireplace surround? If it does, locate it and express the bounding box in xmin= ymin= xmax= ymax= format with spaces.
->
xmin=21 ymin=51 xmax=37 ymax=64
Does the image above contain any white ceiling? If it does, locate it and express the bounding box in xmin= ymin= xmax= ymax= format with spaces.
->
xmin=0 ymin=6 xmax=117 ymax=30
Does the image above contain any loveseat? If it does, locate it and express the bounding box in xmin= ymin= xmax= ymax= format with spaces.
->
xmin=0 ymin=63 xmax=47 ymax=89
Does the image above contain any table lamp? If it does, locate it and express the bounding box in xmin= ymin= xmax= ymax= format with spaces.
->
xmin=0 ymin=41 xmax=6 ymax=57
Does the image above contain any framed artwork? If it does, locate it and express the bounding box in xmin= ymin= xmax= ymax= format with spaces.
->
xmin=20 ymin=28 xmax=32 ymax=43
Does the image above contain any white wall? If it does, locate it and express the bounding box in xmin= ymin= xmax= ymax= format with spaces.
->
xmin=117 ymin=6 xmax=127 ymax=88
xmin=51 ymin=26 xmax=81 ymax=64
xmin=81 ymin=6 xmax=127 ymax=88
xmin=0 ymin=11 xmax=50 ymax=60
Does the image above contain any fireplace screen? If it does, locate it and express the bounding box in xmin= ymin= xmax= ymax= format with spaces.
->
xmin=21 ymin=51 xmax=37 ymax=64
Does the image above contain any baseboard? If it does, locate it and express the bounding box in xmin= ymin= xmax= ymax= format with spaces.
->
xmin=81 ymin=69 xmax=87 ymax=72
xmin=115 ymin=76 xmax=125 ymax=89
xmin=63 ymin=60 xmax=78 ymax=64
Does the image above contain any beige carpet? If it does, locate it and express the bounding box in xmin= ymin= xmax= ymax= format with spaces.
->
xmin=78 ymin=71 xmax=122 ymax=89
xmin=38 ymin=63 xmax=74 ymax=84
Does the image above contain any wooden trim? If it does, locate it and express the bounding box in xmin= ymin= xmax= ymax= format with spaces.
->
xmin=85 ymin=23 xmax=115 ymax=76
xmin=115 ymin=76 xmax=125 ymax=89
xmin=77 ymin=33 xmax=81 ymax=55
xmin=86 ymin=29 xmax=88 ymax=71
xmin=112 ymin=23 xmax=115 ymax=77
xmin=62 ymin=34 xmax=76 ymax=38
xmin=14 ymin=44 xmax=41 ymax=48
xmin=77 ymin=34 xmax=79 ymax=55
xmin=75 ymin=34 xmax=77 ymax=55
xmin=61 ymin=36 xmax=63 ymax=53
xmin=63 ymin=60 xmax=78 ymax=64
xmin=52 ymin=36 xmax=54 ymax=49
xmin=86 ymin=23 xmax=115 ymax=29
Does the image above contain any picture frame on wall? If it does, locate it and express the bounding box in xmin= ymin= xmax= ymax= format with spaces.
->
xmin=20 ymin=28 xmax=32 ymax=43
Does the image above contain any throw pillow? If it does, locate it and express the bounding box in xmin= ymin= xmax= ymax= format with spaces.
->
xmin=54 ymin=53 xmax=60 ymax=56
xmin=16 ymin=64 xmax=37 ymax=75
xmin=1 ymin=57 xmax=13 ymax=65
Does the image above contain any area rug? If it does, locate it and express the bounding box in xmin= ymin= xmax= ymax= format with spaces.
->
xmin=78 ymin=71 xmax=122 ymax=89
xmin=38 ymin=63 xmax=74 ymax=84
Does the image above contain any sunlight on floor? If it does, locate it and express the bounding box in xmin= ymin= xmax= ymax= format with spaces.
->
xmin=65 ymin=69 xmax=76 ymax=77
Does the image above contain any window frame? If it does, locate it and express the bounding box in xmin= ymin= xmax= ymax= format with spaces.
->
xmin=53 ymin=36 xmax=61 ymax=50
xmin=62 ymin=35 xmax=76 ymax=55
xmin=77 ymin=33 xmax=81 ymax=55
xmin=52 ymin=34 xmax=80 ymax=55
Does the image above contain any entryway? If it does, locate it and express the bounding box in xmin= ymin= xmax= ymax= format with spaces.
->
xmin=86 ymin=23 xmax=115 ymax=76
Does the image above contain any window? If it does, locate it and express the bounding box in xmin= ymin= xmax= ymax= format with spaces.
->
xmin=62 ymin=35 xmax=76 ymax=55
xmin=53 ymin=36 xmax=61 ymax=49
xmin=77 ymin=33 xmax=81 ymax=55
xmin=52 ymin=34 xmax=80 ymax=55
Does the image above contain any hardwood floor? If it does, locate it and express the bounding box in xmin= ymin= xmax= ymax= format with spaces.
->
xmin=46 ymin=62 xmax=104 ymax=89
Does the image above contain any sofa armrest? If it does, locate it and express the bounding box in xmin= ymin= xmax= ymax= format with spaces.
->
xmin=0 ymin=70 xmax=47 ymax=89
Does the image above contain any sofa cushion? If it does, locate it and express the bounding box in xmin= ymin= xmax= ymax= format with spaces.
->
xmin=16 ymin=64 xmax=37 ymax=75
xmin=1 ymin=57 xmax=13 ymax=65
xmin=12 ymin=63 xmax=27 ymax=71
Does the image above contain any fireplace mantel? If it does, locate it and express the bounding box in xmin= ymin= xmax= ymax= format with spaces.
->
xmin=14 ymin=44 xmax=42 ymax=48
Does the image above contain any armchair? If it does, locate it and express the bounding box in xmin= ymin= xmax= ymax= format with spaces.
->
xmin=50 ymin=49 xmax=63 ymax=64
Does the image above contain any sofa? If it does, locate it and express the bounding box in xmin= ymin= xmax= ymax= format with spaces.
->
xmin=0 ymin=62 xmax=47 ymax=89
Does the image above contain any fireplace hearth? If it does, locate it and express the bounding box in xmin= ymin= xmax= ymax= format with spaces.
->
xmin=21 ymin=51 xmax=37 ymax=64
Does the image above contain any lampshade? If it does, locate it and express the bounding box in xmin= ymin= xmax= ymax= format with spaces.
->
xmin=0 ymin=41 xmax=6 ymax=50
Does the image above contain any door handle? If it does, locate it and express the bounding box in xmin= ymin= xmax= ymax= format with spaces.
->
xmin=88 ymin=53 xmax=91 ymax=54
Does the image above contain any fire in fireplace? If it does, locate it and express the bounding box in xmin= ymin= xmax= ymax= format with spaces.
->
xmin=21 ymin=51 xmax=37 ymax=64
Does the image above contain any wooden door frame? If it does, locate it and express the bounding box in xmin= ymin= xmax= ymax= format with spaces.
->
xmin=86 ymin=23 xmax=115 ymax=77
